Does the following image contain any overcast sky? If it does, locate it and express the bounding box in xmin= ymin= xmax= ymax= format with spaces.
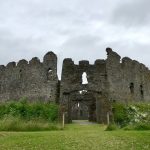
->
xmin=0 ymin=0 xmax=150 ymax=78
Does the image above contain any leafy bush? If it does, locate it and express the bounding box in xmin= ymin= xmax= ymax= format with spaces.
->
xmin=105 ymin=124 xmax=119 ymax=131
xmin=112 ymin=103 xmax=129 ymax=127
xmin=133 ymin=122 xmax=150 ymax=130
xmin=124 ymin=123 xmax=150 ymax=131
xmin=112 ymin=102 xmax=150 ymax=130
xmin=0 ymin=100 xmax=59 ymax=122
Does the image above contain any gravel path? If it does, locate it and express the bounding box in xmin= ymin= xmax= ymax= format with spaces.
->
xmin=72 ymin=120 xmax=97 ymax=125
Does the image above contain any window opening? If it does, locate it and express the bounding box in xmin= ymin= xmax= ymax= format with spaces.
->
xmin=19 ymin=69 xmax=23 ymax=78
xmin=79 ymin=90 xmax=87 ymax=94
xmin=82 ymin=72 xmax=88 ymax=84
xmin=130 ymin=82 xmax=134 ymax=94
xmin=47 ymin=68 xmax=53 ymax=80
xmin=140 ymin=85 xmax=144 ymax=99
xmin=77 ymin=102 xmax=80 ymax=108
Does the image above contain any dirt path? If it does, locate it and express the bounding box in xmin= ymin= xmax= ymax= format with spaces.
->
xmin=72 ymin=120 xmax=97 ymax=125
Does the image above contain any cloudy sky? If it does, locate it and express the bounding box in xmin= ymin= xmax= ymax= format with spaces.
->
xmin=0 ymin=0 xmax=150 ymax=78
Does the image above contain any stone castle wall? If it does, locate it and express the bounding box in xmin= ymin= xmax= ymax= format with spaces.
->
xmin=60 ymin=48 xmax=150 ymax=103
xmin=59 ymin=48 xmax=150 ymax=123
xmin=106 ymin=48 xmax=150 ymax=103
xmin=0 ymin=48 xmax=150 ymax=103
xmin=0 ymin=52 xmax=58 ymax=102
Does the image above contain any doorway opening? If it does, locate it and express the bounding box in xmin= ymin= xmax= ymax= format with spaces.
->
xmin=71 ymin=102 xmax=89 ymax=120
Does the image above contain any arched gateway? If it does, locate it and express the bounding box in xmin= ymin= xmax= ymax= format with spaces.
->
xmin=65 ymin=90 xmax=97 ymax=122
xmin=60 ymin=56 xmax=113 ymax=124
xmin=61 ymin=88 xmax=111 ymax=124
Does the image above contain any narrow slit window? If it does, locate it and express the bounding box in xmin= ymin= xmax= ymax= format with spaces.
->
xmin=77 ymin=102 xmax=80 ymax=108
xmin=130 ymin=82 xmax=134 ymax=94
xmin=19 ymin=69 xmax=23 ymax=78
xmin=140 ymin=85 xmax=144 ymax=99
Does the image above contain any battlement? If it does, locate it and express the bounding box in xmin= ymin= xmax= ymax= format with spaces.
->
xmin=0 ymin=51 xmax=58 ymax=102
xmin=0 ymin=48 xmax=150 ymax=104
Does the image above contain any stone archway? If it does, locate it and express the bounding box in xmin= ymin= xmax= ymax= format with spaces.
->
xmin=62 ymin=90 xmax=111 ymax=124
xmin=68 ymin=90 xmax=97 ymax=123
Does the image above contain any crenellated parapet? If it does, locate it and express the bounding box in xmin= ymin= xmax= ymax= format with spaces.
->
xmin=0 ymin=48 xmax=150 ymax=105
xmin=17 ymin=59 xmax=28 ymax=67
xmin=0 ymin=47 xmax=150 ymax=123
xmin=0 ymin=51 xmax=58 ymax=102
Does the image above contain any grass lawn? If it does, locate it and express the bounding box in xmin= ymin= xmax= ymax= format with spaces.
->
xmin=0 ymin=123 xmax=150 ymax=150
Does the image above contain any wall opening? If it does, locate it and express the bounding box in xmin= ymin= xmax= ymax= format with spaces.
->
xmin=82 ymin=72 xmax=88 ymax=84
xmin=47 ymin=68 xmax=53 ymax=80
xmin=130 ymin=82 xmax=134 ymax=94
xmin=77 ymin=102 xmax=80 ymax=107
xmin=19 ymin=69 xmax=23 ymax=78
xmin=140 ymin=85 xmax=144 ymax=99
xmin=71 ymin=102 xmax=89 ymax=120
xmin=79 ymin=90 xmax=87 ymax=95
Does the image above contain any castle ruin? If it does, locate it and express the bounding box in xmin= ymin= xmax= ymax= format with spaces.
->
xmin=0 ymin=48 xmax=150 ymax=123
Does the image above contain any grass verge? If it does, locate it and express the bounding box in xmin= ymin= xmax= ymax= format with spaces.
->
xmin=0 ymin=116 xmax=61 ymax=131
xmin=0 ymin=124 xmax=149 ymax=150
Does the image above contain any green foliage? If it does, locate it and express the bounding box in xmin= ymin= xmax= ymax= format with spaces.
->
xmin=112 ymin=102 xmax=150 ymax=130
xmin=105 ymin=124 xmax=119 ymax=131
xmin=0 ymin=115 xmax=61 ymax=131
xmin=134 ymin=123 xmax=150 ymax=130
xmin=0 ymin=100 xmax=59 ymax=122
xmin=124 ymin=123 xmax=150 ymax=131
xmin=112 ymin=103 xmax=129 ymax=127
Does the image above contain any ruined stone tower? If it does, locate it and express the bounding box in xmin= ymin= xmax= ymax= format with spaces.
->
xmin=0 ymin=48 xmax=150 ymax=123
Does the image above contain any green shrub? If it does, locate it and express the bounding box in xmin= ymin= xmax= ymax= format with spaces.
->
xmin=112 ymin=103 xmax=129 ymax=127
xmin=113 ymin=102 xmax=150 ymax=130
xmin=105 ymin=124 xmax=119 ymax=131
xmin=0 ymin=100 xmax=59 ymax=122
xmin=124 ymin=123 xmax=150 ymax=131
xmin=134 ymin=123 xmax=150 ymax=130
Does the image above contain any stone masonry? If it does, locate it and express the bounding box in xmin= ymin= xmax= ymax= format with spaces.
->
xmin=0 ymin=52 xmax=58 ymax=102
xmin=0 ymin=48 xmax=150 ymax=123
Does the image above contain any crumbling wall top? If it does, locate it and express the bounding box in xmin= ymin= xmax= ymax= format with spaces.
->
xmin=95 ymin=59 xmax=105 ymax=65
xmin=29 ymin=57 xmax=41 ymax=66
xmin=43 ymin=51 xmax=57 ymax=63
xmin=17 ymin=59 xmax=28 ymax=67
xmin=106 ymin=47 xmax=121 ymax=62
xmin=79 ymin=60 xmax=89 ymax=67
xmin=63 ymin=58 xmax=74 ymax=65
xmin=6 ymin=62 xmax=16 ymax=68
xmin=0 ymin=65 xmax=5 ymax=71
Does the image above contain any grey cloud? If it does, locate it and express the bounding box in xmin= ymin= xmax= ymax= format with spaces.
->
xmin=56 ymin=34 xmax=107 ymax=77
xmin=0 ymin=29 xmax=56 ymax=65
xmin=105 ymin=39 xmax=150 ymax=69
xmin=59 ymin=34 xmax=106 ymax=62
xmin=111 ymin=0 xmax=150 ymax=27
xmin=0 ymin=0 xmax=150 ymax=79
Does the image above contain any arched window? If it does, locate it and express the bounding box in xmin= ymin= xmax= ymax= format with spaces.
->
xmin=47 ymin=68 xmax=53 ymax=80
xmin=82 ymin=72 xmax=88 ymax=84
